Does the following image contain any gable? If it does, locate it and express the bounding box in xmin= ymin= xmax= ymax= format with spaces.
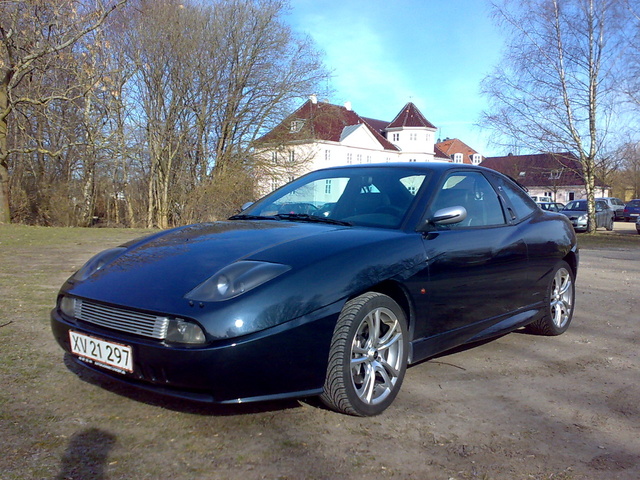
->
xmin=339 ymin=124 xmax=385 ymax=149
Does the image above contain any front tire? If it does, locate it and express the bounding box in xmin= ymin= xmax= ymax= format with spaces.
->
xmin=527 ymin=261 xmax=575 ymax=336
xmin=321 ymin=292 xmax=408 ymax=416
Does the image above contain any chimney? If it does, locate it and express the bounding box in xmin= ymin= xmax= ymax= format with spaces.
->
xmin=310 ymin=94 xmax=318 ymax=104
xmin=344 ymin=101 xmax=352 ymax=111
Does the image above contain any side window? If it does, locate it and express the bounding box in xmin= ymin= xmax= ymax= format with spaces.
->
xmin=494 ymin=175 xmax=537 ymax=221
xmin=431 ymin=171 xmax=505 ymax=228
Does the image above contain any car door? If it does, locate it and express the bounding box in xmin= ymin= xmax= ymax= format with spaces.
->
xmin=411 ymin=170 xmax=530 ymax=346
xmin=596 ymin=200 xmax=609 ymax=227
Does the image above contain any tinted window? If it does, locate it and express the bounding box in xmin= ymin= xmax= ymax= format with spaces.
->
xmin=565 ymin=201 xmax=587 ymax=211
xmin=430 ymin=171 xmax=505 ymax=228
xmin=493 ymin=175 xmax=537 ymax=220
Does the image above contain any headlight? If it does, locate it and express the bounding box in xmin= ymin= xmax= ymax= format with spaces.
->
xmin=73 ymin=247 xmax=126 ymax=282
xmin=185 ymin=261 xmax=290 ymax=302
xmin=578 ymin=214 xmax=587 ymax=222
xmin=59 ymin=296 xmax=77 ymax=319
xmin=165 ymin=318 xmax=206 ymax=344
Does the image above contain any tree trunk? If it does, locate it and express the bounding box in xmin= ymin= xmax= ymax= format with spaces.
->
xmin=0 ymin=81 xmax=11 ymax=223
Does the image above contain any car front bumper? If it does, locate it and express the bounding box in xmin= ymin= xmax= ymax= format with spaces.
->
xmin=51 ymin=302 xmax=341 ymax=404
xmin=569 ymin=219 xmax=588 ymax=231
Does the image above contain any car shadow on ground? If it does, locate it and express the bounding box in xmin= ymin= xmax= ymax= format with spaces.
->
xmin=63 ymin=353 xmax=304 ymax=416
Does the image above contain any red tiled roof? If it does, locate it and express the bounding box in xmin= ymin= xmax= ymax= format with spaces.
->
xmin=256 ymin=100 xmax=399 ymax=151
xmin=480 ymin=152 xmax=605 ymax=187
xmin=434 ymin=145 xmax=451 ymax=160
xmin=361 ymin=116 xmax=389 ymax=135
xmin=435 ymin=138 xmax=479 ymax=164
xmin=387 ymin=102 xmax=436 ymax=129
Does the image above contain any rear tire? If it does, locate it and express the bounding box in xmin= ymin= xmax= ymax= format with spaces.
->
xmin=320 ymin=292 xmax=408 ymax=416
xmin=527 ymin=261 xmax=575 ymax=336
xmin=605 ymin=216 xmax=614 ymax=231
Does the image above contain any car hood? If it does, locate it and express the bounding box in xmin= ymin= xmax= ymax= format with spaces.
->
xmin=66 ymin=220 xmax=342 ymax=300
xmin=62 ymin=221 xmax=423 ymax=331
xmin=560 ymin=210 xmax=586 ymax=216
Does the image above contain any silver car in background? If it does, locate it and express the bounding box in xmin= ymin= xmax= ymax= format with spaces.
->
xmin=560 ymin=199 xmax=614 ymax=231
xmin=596 ymin=197 xmax=625 ymax=221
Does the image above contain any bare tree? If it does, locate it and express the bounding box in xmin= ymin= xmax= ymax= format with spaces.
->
xmin=116 ymin=0 xmax=329 ymax=227
xmin=482 ymin=0 xmax=629 ymax=232
xmin=0 ymin=0 xmax=126 ymax=223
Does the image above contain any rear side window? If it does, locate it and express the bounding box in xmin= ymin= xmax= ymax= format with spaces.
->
xmin=493 ymin=175 xmax=537 ymax=221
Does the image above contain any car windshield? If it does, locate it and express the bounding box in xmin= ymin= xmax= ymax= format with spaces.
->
xmin=564 ymin=200 xmax=587 ymax=211
xmin=237 ymin=167 xmax=430 ymax=229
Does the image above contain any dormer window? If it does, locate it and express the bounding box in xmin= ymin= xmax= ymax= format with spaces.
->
xmin=453 ymin=153 xmax=463 ymax=163
xmin=472 ymin=154 xmax=481 ymax=165
xmin=290 ymin=120 xmax=305 ymax=133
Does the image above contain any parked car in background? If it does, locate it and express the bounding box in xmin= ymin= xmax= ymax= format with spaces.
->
xmin=636 ymin=216 xmax=640 ymax=235
xmin=537 ymin=202 xmax=565 ymax=212
xmin=530 ymin=195 xmax=552 ymax=202
xmin=560 ymin=199 xmax=614 ymax=231
xmin=597 ymin=197 xmax=625 ymax=221
xmin=623 ymin=199 xmax=640 ymax=222
xmin=51 ymin=163 xmax=579 ymax=416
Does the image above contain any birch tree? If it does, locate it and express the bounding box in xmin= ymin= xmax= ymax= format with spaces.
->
xmin=481 ymin=0 xmax=628 ymax=232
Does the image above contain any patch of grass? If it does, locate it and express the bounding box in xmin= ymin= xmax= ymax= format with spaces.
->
xmin=576 ymin=231 xmax=640 ymax=249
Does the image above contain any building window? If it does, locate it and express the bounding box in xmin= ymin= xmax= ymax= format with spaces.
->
xmin=409 ymin=133 xmax=417 ymax=141
xmin=366 ymin=155 xmax=371 ymax=163
xmin=346 ymin=153 xmax=353 ymax=164
xmin=568 ymin=191 xmax=575 ymax=201
xmin=290 ymin=120 xmax=304 ymax=133
xmin=356 ymin=154 xmax=362 ymax=163
xmin=325 ymin=149 xmax=331 ymax=162
xmin=289 ymin=150 xmax=295 ymax=163
xmin=454 ymin=153 xmax=463 ymax=163
xmin=392 ymin=133 xmax=399 ymax=142
xmin=325 ymin=180 xmax=332 ymax=194
xmin=271 ymin=151 xmax=278 ymax=163
xmin=409 ymin=158 xmax=417 ymax=162
xmin=472 ymin=154 xmax=481 ymax=165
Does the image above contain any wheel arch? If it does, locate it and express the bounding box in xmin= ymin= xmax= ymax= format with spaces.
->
xmin=351 ymin=280 xmax=415 ymax=336
xmin=563 ymin=250 xmax=578 ymax=277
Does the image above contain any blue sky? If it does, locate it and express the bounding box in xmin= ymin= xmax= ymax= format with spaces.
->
xmin=285 ymin=0 xmax=506 ymax=156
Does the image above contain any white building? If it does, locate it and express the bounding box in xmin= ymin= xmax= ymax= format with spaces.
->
xmin=254 ymin=97 xmax=450 ymax=192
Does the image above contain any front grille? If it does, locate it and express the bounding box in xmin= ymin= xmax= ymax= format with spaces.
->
xmin=74 ymin=299 xmax=169 ymax=340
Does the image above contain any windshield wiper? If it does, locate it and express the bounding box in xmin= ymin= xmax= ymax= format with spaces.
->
xmin=274 ymin=213 xmax=351 ymax=226
xmin=228 ymin=214 xmax=280 ymax=221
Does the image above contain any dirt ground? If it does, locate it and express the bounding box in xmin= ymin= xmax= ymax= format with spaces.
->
xmin=1 ymin=223 xmax=639 ymax=480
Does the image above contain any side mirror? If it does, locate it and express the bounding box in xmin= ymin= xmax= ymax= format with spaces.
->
xmin=417 ymin=206 xmax=467 ymax=232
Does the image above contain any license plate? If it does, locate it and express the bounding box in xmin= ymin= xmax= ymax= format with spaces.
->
xmin=69 ymin=331 xmax=133 ymax=373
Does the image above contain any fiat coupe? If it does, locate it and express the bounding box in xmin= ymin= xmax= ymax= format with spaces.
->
xmin=51 ymin=163 xmax=578 ymax=416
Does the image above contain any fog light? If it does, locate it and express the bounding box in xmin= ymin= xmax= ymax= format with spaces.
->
xmin=165 ymin=318 xmax=206 ymax=344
